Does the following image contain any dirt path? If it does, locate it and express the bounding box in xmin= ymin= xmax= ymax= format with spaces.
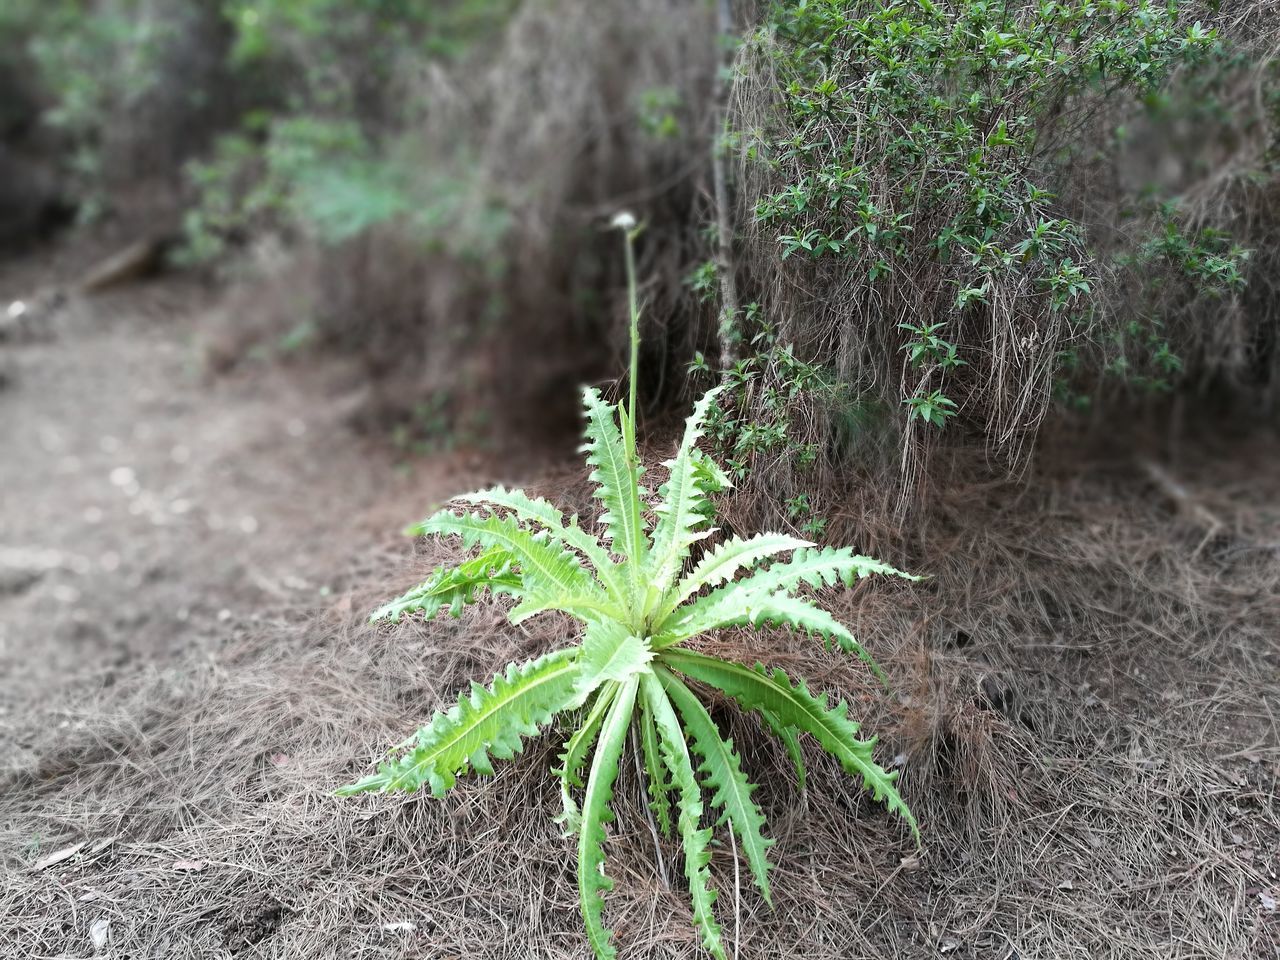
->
xmin=0 ymin=259 xmax=470 ymax=768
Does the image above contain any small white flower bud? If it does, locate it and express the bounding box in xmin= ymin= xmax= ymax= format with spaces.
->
xmin=611 ymin=211 xmax=637 ymax=231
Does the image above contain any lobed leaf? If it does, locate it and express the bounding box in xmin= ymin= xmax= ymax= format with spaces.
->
xmin=656 ymin=586 xmax=885 ymax=683
xmin=689 ymin=447 xmax=732 ymax=501
xmin=417 ymin=509 xmax=619 ymax=621
xmin=577 ymin=675 xmax=640 ymax=960
xmin=746 ymin=591 xmax=886 ymax=683
xmin=758 ymin=707 xmax=806 ymax=792
xmin=661 ymin=649 xmax=918 ymax=839
xmin=555 ymin=683 xmax=617 ymax=834
xmin=638 ymin=693 xmax=672 ymax=837
xmin=730 ymin=545 xmax=920 ymax=596
xmin=581 ymin=387 xmax=649 ymax=580
xmin=658 ymin=545 xmax=916 ymax=658
xmin=574 ymin=620 xmax=653 ymax=704
xmin=641 ymin=673 xmax=726 ymax=960
xmin=337 ymin=649 xmax=580 ymax=798
xmin=685 ymin=448 xmax=733 ymax=533
xmin=657 ymin=665 xmax=774 ymax=904
xmin=655 ymin=532 xmax=810 ymax=626
xmin=645 ymin=386 xmax=727 ymax=607
xmin=370 ymin=546 xmax=521 ymax=623
xmin=453 ymin=486 xmax=628 ymax=599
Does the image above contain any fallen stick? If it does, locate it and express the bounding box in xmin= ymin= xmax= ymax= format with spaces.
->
xmin=1140 ymin=458 xmax=1224 ymax=555
xmin=78 ymin=236 xmax=170 ymax=294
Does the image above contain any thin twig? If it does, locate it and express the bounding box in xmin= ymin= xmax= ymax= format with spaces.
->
xmin=712 ymin=0 xmax=740 ymax=372
xmin=1140 ymin=459 xmax=1224 ymax=556
xmin=728 ymin=816 xmax=741 ymax=960
xmin=630 ymin=727 xmax=670 ymax=891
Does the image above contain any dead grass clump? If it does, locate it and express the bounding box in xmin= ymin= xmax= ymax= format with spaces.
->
xmin=225 ymin=0 xmax=723 ymax=445
xmin=2 ymin=429 xmax=1277 ymax=959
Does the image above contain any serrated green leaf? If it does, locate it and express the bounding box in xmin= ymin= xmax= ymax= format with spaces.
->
xmin=759 ymin=707 xmax=806 ymax=791
xmin=453 ymin=486 xmax=627 ymax=599
xmin=419 ymin=509 xmax=620 ymax=620
xmin=746 ymin=591 xmax=886 ymax=683
xmin=578 ymin=675 xmax=639 ymax=960
xmin=370 ymin=546 xmax=521 ymax=623
xmin=556 ymin=683 xmax=617 ymax=834
xmin=641 ymin=673 xmax=726 ymax=960
xmin=658 ymin=544 xmax=916 ymax=650
xmin=733 ymin=545 xmax=920 ymax=595
xmin=581 ymin=387 xmax=649 ymax=579
xmin=661 ymin=649 xmax=917 ymax=839
xmin=654 ymin=532 xmax=810 ymax=627
xmin=337 ymin=649 xmax=580 ymax=798
xmin=574 ymin=620 xmax=653 ymax=704
xmin=639 ymin=693 xmax=672 ymax=837
xmin=657 ymin=665 xmax=774 ymax=904
xmin=657 ymin=587 xmax=885 ymax=683
xmin=689 ymin=447 xmax=733 ymax=496
xmin=645 ymin=387 xmax=726 ymax=608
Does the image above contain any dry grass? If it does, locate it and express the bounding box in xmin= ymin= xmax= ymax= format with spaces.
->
xmin=2 ymin=428 xmax=1278 ymax=959
xmin=227 ymin=0 xmax=723 ymax=443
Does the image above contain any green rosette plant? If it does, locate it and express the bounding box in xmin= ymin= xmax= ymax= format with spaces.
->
xmin=340 ymin=213 xmax=919 ymax=960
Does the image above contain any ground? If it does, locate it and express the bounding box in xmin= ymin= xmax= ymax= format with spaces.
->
xmin=0 ymin=245 xmax=1277 ymax=959
xmin=0 ymin=245 xmax=473 ymax=745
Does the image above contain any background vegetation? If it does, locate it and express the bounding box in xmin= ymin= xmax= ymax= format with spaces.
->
xmin=7 ymin=2 xmax=1278 ymax=521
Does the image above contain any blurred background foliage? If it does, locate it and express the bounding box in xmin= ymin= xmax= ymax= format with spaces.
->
xmin=3 ymin=0 xmax=1280 ymax=528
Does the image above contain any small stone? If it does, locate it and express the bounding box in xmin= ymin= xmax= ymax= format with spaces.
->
xmin=89 ymin=917 xmax=110 ymax=953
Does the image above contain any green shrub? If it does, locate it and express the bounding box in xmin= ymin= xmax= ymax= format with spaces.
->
xmin=713 ymin=0 xmax=1246 ymax=515
xmin=180 ymin=115 xmax=390 ymax=261
xmin=25 ymin=1 xmax=166 ymax=219
xmin=16 ymin=0 xmax=234 ymax=221
xmin=340 ymin=221 xmax=919 ymax=960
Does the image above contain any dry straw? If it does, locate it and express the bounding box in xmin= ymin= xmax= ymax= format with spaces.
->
xmin=3 ymin=423 xmax=1276 ymax=958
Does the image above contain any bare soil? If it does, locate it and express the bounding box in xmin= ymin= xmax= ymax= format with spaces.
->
xmin=0 ymin=249 xmax=467 ymax=747
xmin=0 ymin=247 xmax=1277 ymax=959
